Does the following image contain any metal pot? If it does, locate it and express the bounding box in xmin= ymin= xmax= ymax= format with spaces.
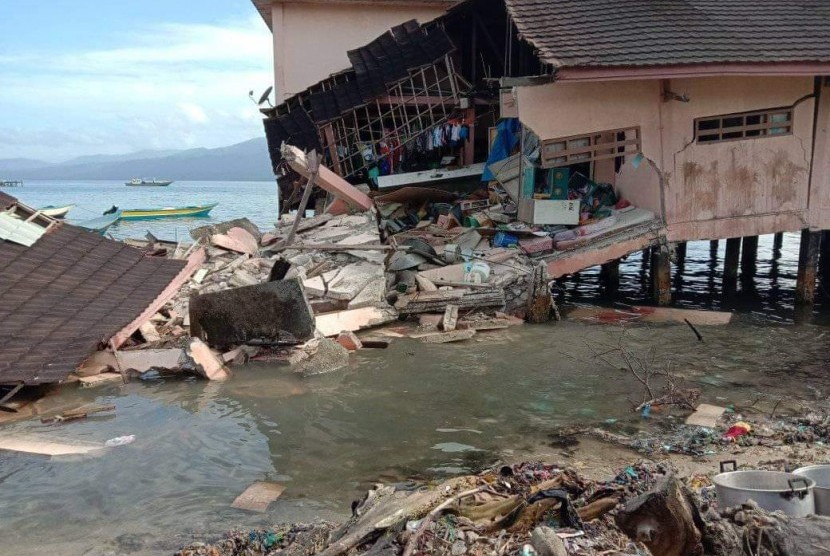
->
xmin=794 ymin=464 xmax=830 ymax=516
xmin=713 ymin=460 xmax=815 ymax=517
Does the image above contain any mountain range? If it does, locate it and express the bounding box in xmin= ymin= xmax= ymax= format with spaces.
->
xmin=0 ymin=137 xmax=274 ymax=181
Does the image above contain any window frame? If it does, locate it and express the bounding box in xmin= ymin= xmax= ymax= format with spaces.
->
xmin=539 ymin=126 xmax=641 ymax=169
xmin=694 ymin=108 xmax=793 ymax=144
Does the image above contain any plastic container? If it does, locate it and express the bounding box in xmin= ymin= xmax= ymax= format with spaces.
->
xmin=463 ymin=261 xmax=491 ymax=284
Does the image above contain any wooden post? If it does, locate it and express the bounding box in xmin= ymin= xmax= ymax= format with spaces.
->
xmin=796 ymin=229 xmax=821 ymax=305
xmin=463 ymin=107 xmax=476 ymax=166
xmin=675 ymin=242 xmax=687 ymax=265
xmin=773 ymin=232 xmax=784 ymax=252
xmin=723 ymin=238 xmax=740 ymax=294
xmin=740 ymin=235 xmax=758 ymax=275
xmin=526 ymin=263 xmax=554 ymax=323
xmin=601 ymin=260 xmax=620 ymax=298
xmin=282 ymin=151 xmax=319 ymax=249
xmin=709 ymin=239 xmax=719 ymax=254
xmin=651 ymin=247 xmax=671 ymax=306
xmin=820 ymin=230 xmax=830 ymax=279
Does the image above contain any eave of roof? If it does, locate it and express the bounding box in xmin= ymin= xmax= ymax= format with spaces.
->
xmin=555 ymin=61 xmax=830 ymax=82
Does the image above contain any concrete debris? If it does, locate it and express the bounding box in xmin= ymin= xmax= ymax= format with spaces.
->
xmin=416 ymin=329 xmax=476 ymax=343
xmin=188 ymin=339 xmax=231 ymax=381
xmin=348 ymin=276 xmax=386 ymax=309
xmin=115 ymin=349 xmax=186 ymax=373
xmin=685 ymin=403 xmax=727 ymax=428
xmin=211 ymin=227 xmax=259 ymax=257
xmin=78 ymin=372 xmax=123 ymax=388
xmin=0 ymin=435 xmax=105 ymax=457
xmin=191 ymin=217 xmax=262 ymax=242
xmin=138 ymin=321 xmax=161 ymax=343
xmin=442 ymin=304 xmax=459 ymax=331
xmin=335 ymin=331 xmax=362 ymax=351
xmin=296 ymin=338 xmax=350 ymax=376
xmin=231 ymin=481 xmax=286 ymax=512
xmin=190 ymin=278 xmax=316 ymax=347
xmin=315 ymin=306 xmax=399 ymax=337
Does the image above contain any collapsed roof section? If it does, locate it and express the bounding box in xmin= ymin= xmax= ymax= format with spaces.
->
xmin=0 ymin=194 xmax=199 ymax=385
xmin=263 ymin=19 xmax=458 ymax=175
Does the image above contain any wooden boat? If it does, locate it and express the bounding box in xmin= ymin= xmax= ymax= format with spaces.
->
xmin=125 ymin=178 xmax=174 ymax=187
xmin=117 ymin=203 xmax=218 ymax=220
xmin=38 ymin=204 xmax=75 ymax=218
xmin=77 ymin=210 xmax=121 ymax=235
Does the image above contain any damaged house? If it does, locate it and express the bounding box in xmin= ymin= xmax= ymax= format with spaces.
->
xmin=0 ymin=191 xmax=203 ymax=399
xmin=255 ymin=0 xmax=830 ymax=306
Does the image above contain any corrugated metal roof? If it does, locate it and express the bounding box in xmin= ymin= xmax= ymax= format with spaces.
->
xmin=0 ymin=212 xmax=48 ymax=247
xmin=0 ymin=224 xmax=188 ymax=385
xmin=505 ymin=0 xmax=830 ymax=68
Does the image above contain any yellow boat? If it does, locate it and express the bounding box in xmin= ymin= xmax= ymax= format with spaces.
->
xmin=115 ymin=203 xmax=218 ymax=220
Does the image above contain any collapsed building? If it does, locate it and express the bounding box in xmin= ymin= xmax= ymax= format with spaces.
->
xmin=255 ymin=0 xmax=830 ymax=306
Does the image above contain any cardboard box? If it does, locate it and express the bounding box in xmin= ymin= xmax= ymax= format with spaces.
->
xmin=518 ymin=199 xmax=580 ymax=225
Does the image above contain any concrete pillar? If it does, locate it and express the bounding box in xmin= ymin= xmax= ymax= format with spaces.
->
xmin=651 ymin=247 xmax=671 ymax=306
xmin=723 ymin=238 xmax=741 ymax=294
xmin=601 ymin=259 xmax=620 ymax=298
xmin=796 ymin=229 xmax=822 ymax=305
xmin=741 ymin=235 xmax=758 ymax=275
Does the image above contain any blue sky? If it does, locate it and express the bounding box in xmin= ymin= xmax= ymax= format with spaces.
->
xmin=0 ymin=0 xmax=273 ymax=162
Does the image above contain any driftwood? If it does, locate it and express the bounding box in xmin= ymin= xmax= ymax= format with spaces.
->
xmin=616 ymin=474 xmax=704 ymax=556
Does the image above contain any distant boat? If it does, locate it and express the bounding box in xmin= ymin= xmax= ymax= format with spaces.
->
xmin=125 ymin=178 xmax=174 ymax=187
xmin=77 ymin=210 xmax=122 ymax=235
xmin=38 ymin=204 xmax=75 ymax=218
xmin=1 ymin=180 xmax=23 ymax=187
xmin=110 ymin=203 xmax=218 ymax=220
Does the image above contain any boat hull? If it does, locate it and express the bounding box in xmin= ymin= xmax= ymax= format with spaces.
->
xmin=125 ymin=181 xmax=173 ymax=187
xmin=120 ymin=203 xmax=218 ymax=220
xmin=38 ymin=205 xmax=75 ymax=218
xmin=77 ymin=211 xmax=122 ymax=235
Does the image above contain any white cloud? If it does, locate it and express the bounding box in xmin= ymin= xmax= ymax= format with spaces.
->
xmin=178 ymin=102 xmax=209 ymax=124
xmin=0 ymin=15 xmax=273 ymax=161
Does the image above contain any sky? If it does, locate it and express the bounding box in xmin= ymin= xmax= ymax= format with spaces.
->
xmin=0 ymin=0 xmax=273 ymax=162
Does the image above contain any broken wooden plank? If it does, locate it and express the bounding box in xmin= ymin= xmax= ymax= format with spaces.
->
xmin=41 ymin=404 xmax=116 ymax=424
xmin=397 ymin=289 xmax=505 ymax=316
xmin=231 ymin=481 xmax=286 ymax=512
xmin=115 ymin=349 xmax=186 ymax=373
xmin=211 ymin=227 xmax=259 ymax=256
xmin=282 ymin=143 xmax=373 ymax=211
xmin=138 ymin=321 xmax=161 ymax=343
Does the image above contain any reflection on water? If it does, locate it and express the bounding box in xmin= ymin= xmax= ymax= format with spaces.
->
xmin=0 ymin=182 xmax=828 ymax=554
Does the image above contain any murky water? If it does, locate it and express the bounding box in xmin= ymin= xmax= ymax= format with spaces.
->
xmin=0 ymin=182 xmax=828 ymax=554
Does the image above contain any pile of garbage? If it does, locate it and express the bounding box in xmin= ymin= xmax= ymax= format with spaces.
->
xmin=177 ymin=460 xmax=670 ymax=556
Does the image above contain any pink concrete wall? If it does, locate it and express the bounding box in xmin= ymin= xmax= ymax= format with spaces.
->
xmin=660 ymin=76 xmax=814 ymax=240
xmin=271 ymin=2 xmax=449 ymax=100
xmin=516 ymin=76 xmax=820 ymax=241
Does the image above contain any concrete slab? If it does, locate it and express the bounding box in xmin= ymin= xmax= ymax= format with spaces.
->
xmin=348 ymin=277 xmax=387 ymax=309
xmin=315 ymin=306 xmax=398 ymax=337
xmin=190 ymin=278 xmax=316 ymax=346
xmin=303 ymin=269 xmax=341 ymax=298
xmin=231 ymin=482 xmax=285 ymax=512
xmin=686 ymin=404 xmax=727 ymax=428
xmin=326 ymin=263 xmax=384 ymax=301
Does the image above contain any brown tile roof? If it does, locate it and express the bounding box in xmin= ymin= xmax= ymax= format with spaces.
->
xmin=0 ymin=191 xmax=16 ymax=209
xmin=505 ymin=0 xmax=830 ymax=68
xmin=0 ymin=224 xmax=187 ymax=385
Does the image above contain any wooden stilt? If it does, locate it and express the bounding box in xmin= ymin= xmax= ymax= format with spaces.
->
xmin=740 ymin=235 xmax=758 ymax=275
xmin=601 ymin=259 xmax=620 ymax=298
xmin=773 ymin=232 xmax=784 ymax=252
xmin=709 ymin=239 xmax=719 ymax=255
xmin=723 ymin=238 xmax=740 ymax=294
xmin=796 ymin=229 xmax=821 ymax=305
xmin=675 ymin=242 xmax=687 ymax=265
xmin=651 ymin=247 xmax=671 ymax=306
xmin=820 ymin=230 xmax=830 ymax=278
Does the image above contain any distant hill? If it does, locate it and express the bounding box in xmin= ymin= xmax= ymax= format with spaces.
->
xmin=0 ymin=138 xmax=273 ymax=181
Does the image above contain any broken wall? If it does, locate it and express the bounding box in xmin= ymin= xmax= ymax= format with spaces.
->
xmin=271 ymin=2 xmax=451 ymax=100
xmin=516 ymin=79 xmax=664 ymax=215
xmin=516 ymin=76 xmax=818 ymax=242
